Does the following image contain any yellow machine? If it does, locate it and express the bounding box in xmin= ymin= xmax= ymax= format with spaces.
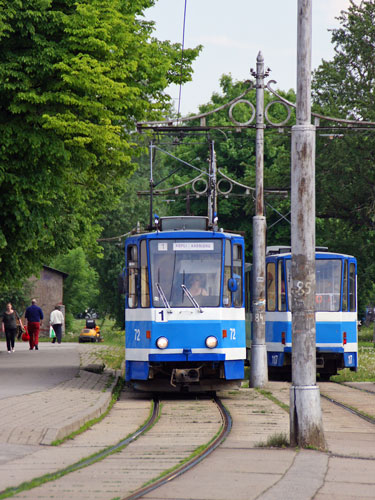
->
xmin=78 ymin=319 xmax=102 ymax=343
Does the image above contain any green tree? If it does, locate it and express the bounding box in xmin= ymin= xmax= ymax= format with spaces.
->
xmin=312 ymin=0 xmax=375 ymax=312
xmin=146 ymin=75 xmax=293 ymax=262
xmin=51 ymin=247 xmax=98 ymax=318
xmin=91 ymin=153 xmax=167 ymax=326
xmin=91 ymin=76 xmax=294 ymax=325
xmin=0 ymin=281 xmax=33 ymax=316
xmin=0 ymin=0 xmax=200 ymax=289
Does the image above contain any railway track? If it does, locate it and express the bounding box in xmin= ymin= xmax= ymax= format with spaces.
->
xmin=266 ymin=380 xmax=375 ymax=422
xmin=320 ymin=381 xmax=375 ymax=423
xmin=4 ymin=382 xmax=375 ymax=499
xmin=121 ymin=394 xmax=231 ymax=500
xmin=3 ymin=391 xmax=227 ymax=500
xmin=264 ymin=380 xmax=375 ymax=459
xmin=321 ymin=392 xmax=375 ymax=425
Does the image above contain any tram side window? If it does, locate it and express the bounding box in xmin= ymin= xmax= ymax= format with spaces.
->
xmin=140 ymin=240 xmax=150 ymax=308
xmin=349 ymin=262 xmax=356 ymax=311
xmin=232 ymin=244 xmax=243 ymax=307
xmin=342 ymin=260 xmax=348 ymax=311
xmin=278 ymin=261 xmax=287 ymax=311
xmin=267 ymin=263 xmax=276 ymax=311
xmin=223 ymin=240 xmax=231 ymax=307
xmin=245 ymin=267 xmax=252 ymax=313
xmin=127 ymin=245 xmax=138 ymax=308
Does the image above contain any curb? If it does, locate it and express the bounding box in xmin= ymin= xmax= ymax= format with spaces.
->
xmin=40 ymin=369 xmax=119 ymax=445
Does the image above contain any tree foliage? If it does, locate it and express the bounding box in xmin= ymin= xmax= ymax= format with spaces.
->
xmin=82 ymin=0 xmax=375 ymax=321
xmin=313 ymin=0 xmax=375 ymax=120
xmin=312 ymin=0 xmax=375 ymax=311
xmin=146 ymin=75 xmax=294 ymax=262
xmin=91 ymin=155 xmax=163 ymax=326
xmin=51 ymin=247 xmax=99 ymax=317
xmin=0 ymin=0 xmax=200 ymax=289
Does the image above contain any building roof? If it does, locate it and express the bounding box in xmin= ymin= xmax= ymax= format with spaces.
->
xmin=42 ymin=265 xmax=69 ymax=278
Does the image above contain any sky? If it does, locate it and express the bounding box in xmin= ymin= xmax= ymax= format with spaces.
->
xmin=144 ymin=0 xmax=353 ymax=116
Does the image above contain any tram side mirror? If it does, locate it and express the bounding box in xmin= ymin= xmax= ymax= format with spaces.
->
xmin=228 ymin=278 xmax=238 ymax=292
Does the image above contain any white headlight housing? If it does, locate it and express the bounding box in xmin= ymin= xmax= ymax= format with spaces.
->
xmin=156 ymin=336 xmax=168 ymax=349
xmin=205 ymin=336 xmax=218 ymax=349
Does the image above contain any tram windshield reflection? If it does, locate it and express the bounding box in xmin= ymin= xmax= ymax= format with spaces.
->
xmin=149 ymin=239 xmax=222 ymax=307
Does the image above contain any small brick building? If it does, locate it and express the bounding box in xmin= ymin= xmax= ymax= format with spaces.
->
xmin=25 ymin=266 xmax=68 ymax=336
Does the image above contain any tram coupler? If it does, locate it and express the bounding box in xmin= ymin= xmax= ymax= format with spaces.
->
xmin=171 ymin=368 xmax=200 ymax=386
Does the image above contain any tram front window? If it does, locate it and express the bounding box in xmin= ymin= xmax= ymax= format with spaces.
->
xmin=149 ymin=239 xmax=222 ymax=307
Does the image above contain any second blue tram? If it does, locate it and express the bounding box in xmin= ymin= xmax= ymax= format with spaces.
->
xmin=124 ymin=216 xmax=246 ymax=392
xmin=257 ymin=247 xmax=358 ymax=380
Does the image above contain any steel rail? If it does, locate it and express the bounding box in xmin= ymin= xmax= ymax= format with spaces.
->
xmin=121 ymin=395 xmax=232 ymax=500
xmin=340 ymin=382 xmax=375 ymax=397
xmin=321 ymin=393 xmax=375 ymax=426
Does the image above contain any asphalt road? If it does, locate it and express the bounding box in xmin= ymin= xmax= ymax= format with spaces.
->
xmin=0 ymin=341 xmax=79 ymax=399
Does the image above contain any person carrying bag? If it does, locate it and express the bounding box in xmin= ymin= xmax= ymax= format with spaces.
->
xmin=50 ymin=305 xmax=64 ymax=344
xmin=1 ymin=302 xmax=24 ymax=353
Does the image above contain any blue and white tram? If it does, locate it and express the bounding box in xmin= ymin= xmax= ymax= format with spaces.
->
xmin=263 ymin=247 xmax=358 ymax=380
xmin=124 ymin=216 xmax=246 ymax=392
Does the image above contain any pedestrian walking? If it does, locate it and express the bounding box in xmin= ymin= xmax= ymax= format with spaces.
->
xmin=50 ymin=305 xmax=64 ymax=344
xmin=25 ymin=299 xmax=44 ymax=350
xmin=1 ymin=302 xmax=23 ymax=353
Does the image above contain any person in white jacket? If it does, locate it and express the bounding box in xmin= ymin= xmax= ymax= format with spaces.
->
xmin=50 ymin=305 xmax=64 ymax=344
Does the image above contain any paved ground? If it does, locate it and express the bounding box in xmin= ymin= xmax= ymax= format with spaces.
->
xmin=1 ymin=341 xmax=375 ymax=499
xmin=0 ymin=342 xmax=79 ymax=399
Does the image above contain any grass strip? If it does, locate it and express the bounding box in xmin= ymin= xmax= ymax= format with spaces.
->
xmin=51 ymin=375 xmax=121 ymax=446
xmin=256 ymin=388 xmax=290 ymax=412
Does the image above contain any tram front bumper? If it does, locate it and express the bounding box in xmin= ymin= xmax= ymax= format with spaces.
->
xmin=149 ymin=352 xmax=225 ymax=362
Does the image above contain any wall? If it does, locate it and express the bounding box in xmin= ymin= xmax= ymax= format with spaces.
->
xmin=25 ymin=267 xmax=66 ymax=336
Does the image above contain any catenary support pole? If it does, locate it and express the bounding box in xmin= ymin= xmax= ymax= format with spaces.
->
xmin=208 ymin=141 xmax=218 ymax=228
xmin=290 ymin=0 xmax=325 ymax=448
xmin=250 ymin=52 xmax=268 ymax=388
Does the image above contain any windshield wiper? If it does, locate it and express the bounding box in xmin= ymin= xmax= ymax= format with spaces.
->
xmin=156 ymin=283 xmax=172 ymax=313
xmin=181 ymin=284 xmax=203 ymax=313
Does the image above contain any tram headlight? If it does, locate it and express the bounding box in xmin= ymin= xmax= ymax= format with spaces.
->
xmin=156 ymin=336 xmax=168 ymax=349
xmin=205 ymin=336 xmax=218 ymax=349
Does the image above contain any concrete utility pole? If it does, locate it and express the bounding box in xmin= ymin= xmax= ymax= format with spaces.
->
xmin=250 ymin=52 xmax=268 ymax=388
xmin=290 ymin=0 xmax=325 ymax=448
xmin=208 ymin=141 xmax=218 ymax=228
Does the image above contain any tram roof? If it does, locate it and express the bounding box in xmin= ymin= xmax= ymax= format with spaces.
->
xmin=126 ymin=228 xmax=243 ymax=241
xmin=266 ymin=246 xmax=355 ymax=260
xmin=125 ymin=216 xmax=243 ymax=241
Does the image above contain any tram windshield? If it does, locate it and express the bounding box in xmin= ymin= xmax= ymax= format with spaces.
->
xmin=149 ymin=239 xmax=222 ymax=307
xmin=285 ymin=259 xmax=342 ymax=311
